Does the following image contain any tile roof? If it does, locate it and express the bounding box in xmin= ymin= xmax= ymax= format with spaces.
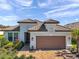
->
xmin=18 ymin=19 xmax=59 ymax=24
xmin=55 ymin=25 xmax=71 ymax=32
xmin=28 ymin=23 xmax=47 ymax=31
xmin=64 ymin=22 xmax=79 ymax=29
xmin=0 ymin=19 xmax=70 ymax=32
xmin=18 ymin=19 xmax=37 ymax=23
xmin=28 ymin=23 xmax=71 ymax=32
xmin=44 ymin=19 xmax=59 ymax=24
xmin=0 ymin=26 xmax=20 ymax=31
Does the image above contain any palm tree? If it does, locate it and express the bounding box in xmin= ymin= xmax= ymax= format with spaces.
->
xmin=71 ymin=29 xmax=79 ymax=52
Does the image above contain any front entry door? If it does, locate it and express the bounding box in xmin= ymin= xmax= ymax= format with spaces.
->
xmin=24 ymin=32 xmax=30 ymax=44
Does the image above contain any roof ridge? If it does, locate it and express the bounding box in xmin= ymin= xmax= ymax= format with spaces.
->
xmin=44 ymin=19 xmax=59 ymax=24
xmin=64 ymin=22 xmax=79 ymax=26
xmin=57 ymin=25 xmax=71 ymax=29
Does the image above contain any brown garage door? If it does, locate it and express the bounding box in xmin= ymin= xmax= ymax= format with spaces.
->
xmin=36 ymin=36 xmax=65 ymax=49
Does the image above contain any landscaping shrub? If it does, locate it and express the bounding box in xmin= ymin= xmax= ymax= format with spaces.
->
xmin=71 ymin=38 xmax=77 ymax=45
xmin=14 ymin=41 xmax=24 ymax=50
xmin=0 ymin=38 xmax=10 ymax=47
xmin=0 ymin=48 xmax=16 ymax=59
xmin=27 ymin=55 xmax=35 ymax=59
xmin=71 ymin=44 xmax=77 ymax=49
xmin=18 ymin=55 xmax=26 ymax=59
xmin=0 ymin=37 xmax=27 ymax=59
xmin=4 ymin=42 xmax=14 ymax=49
xmin=70 ymin=44 xmax=77 ymax=54
xmin=14 ymin=55 xmax=35 ymax=59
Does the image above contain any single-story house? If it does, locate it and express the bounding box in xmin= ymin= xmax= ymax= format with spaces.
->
xmin=0 ymin=25 xmax=9 ymax=35
xmin=0 ymin=19 xmax=72 ymax=50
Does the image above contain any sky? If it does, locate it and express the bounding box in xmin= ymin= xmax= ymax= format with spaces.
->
xmin=0 ymin=0 xmax=79 ymax=25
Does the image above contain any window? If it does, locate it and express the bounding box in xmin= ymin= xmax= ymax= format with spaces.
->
xmin=8 ymin=33 xmax=13 ymax=41
xmin=14 ymin=33 xmax=18 ymax=41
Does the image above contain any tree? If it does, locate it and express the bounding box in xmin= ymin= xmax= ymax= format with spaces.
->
xmin=71 ymin=29 xmax=79 ymax=52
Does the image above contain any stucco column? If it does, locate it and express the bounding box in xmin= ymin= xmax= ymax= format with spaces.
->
xmin=66 ymin=35 xmax=72 ymax=49
xmin=13 ymin=32 xmax=14 ymax=42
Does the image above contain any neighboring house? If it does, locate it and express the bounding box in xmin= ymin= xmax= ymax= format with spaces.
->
xmin=0 ymin=31 xmax=4 ymax=35
xmin=65 ymin=22 xmax=79 ymax=49
xmin=0 ymin=19 xmax=72 ymax=50
xmin=0 ymin=25 xmax=9 ymax=35
xmin=64 ymin=22 xmax=79 ymax=29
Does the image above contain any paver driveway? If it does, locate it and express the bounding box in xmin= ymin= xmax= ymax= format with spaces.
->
xmin=17 ymin=50 xmax=64 ymax=59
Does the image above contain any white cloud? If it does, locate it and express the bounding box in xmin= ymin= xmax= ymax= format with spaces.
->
xmin=74 ymin=19 xmax=79 ymax=21
xmin=0 ymin=16 xmax=19 ymax=21
xmin=44 ymin=3 xmax=79 ymax=18
xmin=15 ymin=0 xmax=33 ymax=6
xmin=0 ymin=0 xmax=12 ymax=10
xmin=45 ymin=10 xmax=79 ymax=18
xmin=38 ymin=0 xmax=52 ymax=8
xmin=45 ymin=4 xmax=79 ymax=14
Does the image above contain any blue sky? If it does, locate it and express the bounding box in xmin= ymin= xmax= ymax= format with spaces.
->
xmin=0 ymin=0 xmax=79 ymax=25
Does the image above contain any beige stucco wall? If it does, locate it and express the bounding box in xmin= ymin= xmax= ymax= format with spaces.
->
xmin=30 ymin=32 xmax=71 ymax=49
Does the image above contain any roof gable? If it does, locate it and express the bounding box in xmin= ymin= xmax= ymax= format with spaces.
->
xmin=44 ymin=19 xmax=59 ymax=24
xmin=28 ymin=23 xmax=71 ymax=32
xmin=18 ymin=19 xmax=37 ymax=23
xmin=28 ymin=23 xmax=47 ymax=31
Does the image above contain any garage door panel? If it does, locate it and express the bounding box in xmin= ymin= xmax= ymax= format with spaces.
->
xmin=36 ymin=36 xmax=65 ymax=49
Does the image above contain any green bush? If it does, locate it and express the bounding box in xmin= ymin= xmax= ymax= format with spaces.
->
xmin=0 ymin=48 xmax=16 ymax=59
xmin=0 ymin=35 xmax=4 ymax=38
xmin=27 ymin=55 xmax=35 ymax=59
xmin=14 ymin=41 xmax=24 ymax=50
xmin=0 ymin=38 xmax=10 ymax=47
xmin=71 ymin=44 xmax=77 ymax=49
xmin=71 ymin=38 xmax=77 ymax=45
xmin=0 ymin=48 xmax=35 ymax=59
xmin=0 ymin=37 xmax=27 ymax=59
xmin=4 ymin=42 xmax=14 ymax=48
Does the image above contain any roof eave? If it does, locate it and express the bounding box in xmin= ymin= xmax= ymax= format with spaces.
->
xmin=55 ymin=30 xmax=71 ymax=32
xmin=17 ymin=22 xmax=37 ymax=23
xmin=28 ymin=30 xmax=47 ymax=32
xmin=0 ymin=30 xmax=19 ymax=31
xmin=44 ymin=22 xmax=59 ymax=24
